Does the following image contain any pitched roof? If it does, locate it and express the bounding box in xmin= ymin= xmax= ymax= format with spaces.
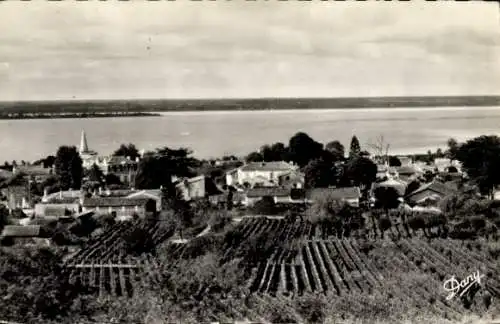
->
xmin=240 ymin=161 xmax=295 ymax=172
xmin=43 ymin=206 xmax=71 ymax=216
xmin=107 ymin=156 xmax=138 ymax=165
xmin=14 ymin=166 xmax=52 ymax=176
xmin=246 ymin=187 xmax=291 ymax=198
xmin=125 ymin=190 xmax=162 ymax=201
xmin=82 ymin=197 xmax=152 ymax=207
xmin=406 ymin=180 xmax=457 ymax=198
xmin=43 ymin=190 xmax=82 ymax=202
xmin=1 ymin=225 xmax=41 ymax=237
xmin=396 ymin=166 xmax=420 ymax=175
xmin=306 ymin=187 xmax=361 ymax=200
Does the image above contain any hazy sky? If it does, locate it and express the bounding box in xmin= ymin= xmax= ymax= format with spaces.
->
xmin=0 ymin=1 xmax=499 ymax=101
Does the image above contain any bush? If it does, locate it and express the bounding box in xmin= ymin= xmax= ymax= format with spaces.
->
xmin=251 ymin=196 xmax=276 ymax=215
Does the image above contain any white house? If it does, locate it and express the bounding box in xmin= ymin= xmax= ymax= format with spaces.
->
xmin=226 ymin=161 xmax=298 ymax=188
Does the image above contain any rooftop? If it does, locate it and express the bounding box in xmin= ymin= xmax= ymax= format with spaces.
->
xmin=82 ymin=197 xmax=152 ymax=207
xmin=306 ymin=187 xmax=361 ymax=200
xmin=240 ymin=161 xmax=296 ymax=172
xmin=1 ymin=225 xmax=41 ymax=237
xmin=246 ymin=187 xmax=291 ymax=198
xmin=406 ymin=180 xmax=458 ymax=198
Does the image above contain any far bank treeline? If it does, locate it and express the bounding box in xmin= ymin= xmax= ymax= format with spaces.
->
xmin=1 ymin=95 xmax=500 ymax=114
xmin=6 ymin=132 xmax=500 ymax=202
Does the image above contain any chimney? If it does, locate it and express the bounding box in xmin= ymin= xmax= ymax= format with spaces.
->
xmin=43 ymin=187 xmax=48 ymax=198
xmin=98 ymin=187 xmax=102 ymax=195
xmin=59 ymin=190 xmax=62 ymax=199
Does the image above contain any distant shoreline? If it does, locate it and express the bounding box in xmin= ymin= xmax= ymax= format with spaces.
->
xmin=0 ymin=112 xmax=161 ymax=120
xmin=0 ymin=96 xmax=499 ymax=115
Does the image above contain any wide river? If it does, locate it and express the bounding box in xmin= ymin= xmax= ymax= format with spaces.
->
xmin=1 ymin=106 xmax=499 ymax=162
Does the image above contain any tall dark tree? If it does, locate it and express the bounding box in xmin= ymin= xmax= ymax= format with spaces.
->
xmin=325 ymin=140 xmax=345 ymax=161
xmin=245 ymin=151 xmax=264 ymax=163
xmin=288 ymin=132 xmax=323 ymax=168
xmin=349 ymin=135 xmax=361 ymax=159
xmin=261 ymin=142 xmax=288 ymax=162
xmin=87 ymin=164 xmax=104 ymax=183
xmin=113 ymin=143 xmax=140 ymax=160
xmin=446 ymin=138 xmax=460 ymax=160
xmin=134 ymin=147 xmax=198 ymax=189
xmin=374 ymin=186 xmax=401 ymax=210
xmin=54 ymin=146 xmax=83 ymax=190
xmin=345 ymin=156 xmax=377 ymax=190
xmin=388 ymin=156 xmax=402 ymax=167
xmin=303 ymin=158 xmax=337 ymax=189
xmin=455 ymin=135 xmax=500 ymax=198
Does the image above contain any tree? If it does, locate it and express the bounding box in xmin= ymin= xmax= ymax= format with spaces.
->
xmin=388 ymin=156 xmax=402 ymax=167
xmin=325 ymin=140 xmax=345 ymax=161
xmin=54 ymin=146 xmax=83 ymax=190
xmin=367 ymin=135 xmax=390 ymax=163
xmin=446 ymin=138 xmax=460 ymax=160
xmin=87 ymin=163 xmax=104 ymax=183
xmin=245 ymin=151 xmax=264 ymax=163
xmin=0 ymin=205 xmax=10 ymax=233
xmin=345 ymin=156 xmax=377 ymax=190
xmin=303 ymin=158 xmax=337 ymax=189
xmin=260 ymin=142 xmax=288 ymax=162
xmin=455 ymin=135 xmax=500 ymax=198
xmin=349 ymin=135 xmax=361 ymax=159
xmin=374 ymin=186 xmax=401 ymax=210
xmin=134 ymin=147 xmax=198 ymax=190
xmin=114 ymin=143 xmax=140 ymax=160
xmin=288 ymin=132 xmax=323 ymax=168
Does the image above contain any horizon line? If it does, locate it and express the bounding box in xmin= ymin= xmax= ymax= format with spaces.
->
xmin=2 ymin=94 xmax=500 ymax=104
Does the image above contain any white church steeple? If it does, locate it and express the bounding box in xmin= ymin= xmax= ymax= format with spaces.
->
xmin=79 ymin=130 xmax=89 ymax=154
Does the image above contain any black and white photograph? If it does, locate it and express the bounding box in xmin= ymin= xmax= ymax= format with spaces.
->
xmin=0 ymin=1 xmax=499 ymax=323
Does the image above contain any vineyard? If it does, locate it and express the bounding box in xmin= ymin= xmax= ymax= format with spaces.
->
xmin=166 ymin=217 xmax=500 ymax=319
xmin=62 ymin=216 xmax=500 ymax=319
xmin=63 ymin=220 xmax=175 ymax=297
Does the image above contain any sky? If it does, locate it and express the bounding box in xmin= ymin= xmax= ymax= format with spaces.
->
xmin=0 ymin=1 xmax=499 ymax=101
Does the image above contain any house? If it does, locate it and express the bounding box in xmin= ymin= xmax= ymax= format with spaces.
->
xmin=372 ymin=178 xmax=407 ymax=196
xmin=78 ymin=130 xmax=139 ymax=185
xmin=277 ymin=170 xmax=305 ymax=189
xmin=42 ymin=189 xmax=83 ymax=203
xmin=209 ymin=190 xmax=246 ymax=208
xmin=433 ymin=158 xmax=462 ymax=173
xmin=12 ymin=165 xmax=53 ymax=183
xmin=405 ymin=180 xmax=458 ymax=207
xmin=34 ymin=197 xmax=81 ymax=217
xmin=226 ymin=161 xmax=298 ymax=188
xmin=243 ymin=187 xmax=298 ymax=207
xmin=397 ymin=156 xmax=413 ymax=166
xmin=305 ymin=187 xmax=362 ymax=207
xmin=125 ymin=189 xmax=163 ymax=212
xmin=376 ymin=164 xmax=390 ymax=181
xmin=395 ymin=165 xmax=421 ymax=182
xmin=0 ymin=225 xmax=50 ymax=246
xmin=81 ymin=197 xmax=156 ymax=218
xmin=175 ymin=175 xmax=222 ymax=201
xmin=1 ymin=225 xmax=41 ymax=238
xmin=1 ymin=184 xmax=32 ymax=211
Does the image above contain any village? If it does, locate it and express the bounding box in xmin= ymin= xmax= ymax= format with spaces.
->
xmin=1 ymin=130 xmax=500 ymax=324
xmin=0 ymin=130 xmax=470 ymax=244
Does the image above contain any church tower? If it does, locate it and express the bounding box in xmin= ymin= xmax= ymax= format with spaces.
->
xmin=79 ymin=130 xmax=89 ymax=154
